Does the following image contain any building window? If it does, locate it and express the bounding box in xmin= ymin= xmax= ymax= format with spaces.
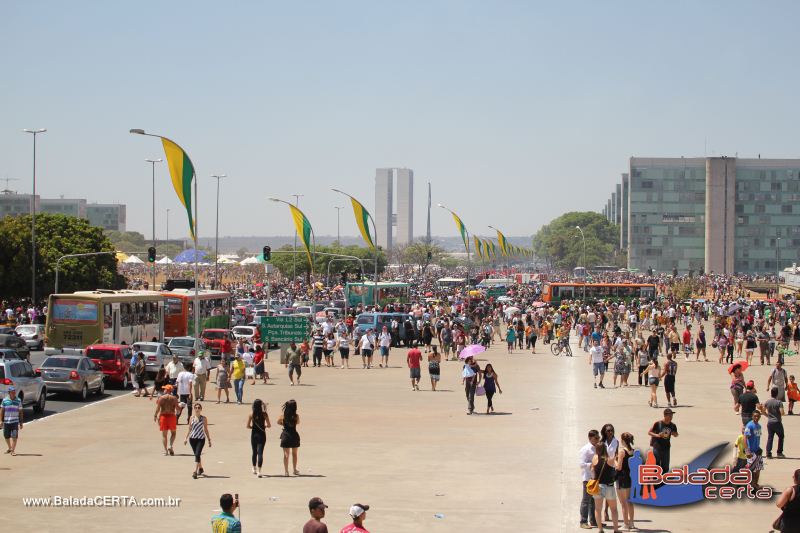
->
xmin=782 ymin=204 xmax=792 ymax=214
xmin=641 ymin=180 xmax=653 ymax=189
xmin=755 ymin=204 xmax=765 ymax=214
xmin=772 ymin=182 xmax=783 ymax=191
xmin=662 ymin=214 xmax=696 ymax=223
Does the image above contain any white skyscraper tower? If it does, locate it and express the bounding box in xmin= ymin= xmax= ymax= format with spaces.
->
xmin=374 ymin=167 xmax=414 ymax=250
xmin=395 ymin=168 xmax=414 ymax=245
xmin=374 ymin=168 xmax=393 ymax=250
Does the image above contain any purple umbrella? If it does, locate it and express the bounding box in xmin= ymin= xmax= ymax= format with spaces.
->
xmin=459 ymin=344 xmax=486 ymax=359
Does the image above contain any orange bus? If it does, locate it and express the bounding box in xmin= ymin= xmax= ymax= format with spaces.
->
xmin=541 ymin=282 xmax=656 ymax=304
xmin=162 ymin=289 xmax=232 ymax=338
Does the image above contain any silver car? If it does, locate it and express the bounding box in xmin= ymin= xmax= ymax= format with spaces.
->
xmin=0 ymin=359 xmax=46 ymax=413
xmin=130 ymin=342 xmax=173 ymax=375
xmin=38 ymin=355 xmax=105 ymax=401
xmin=15 ymin=324 xmax=46 ymax=351
xmin=167 ymin=337 xmax=207 ymax=366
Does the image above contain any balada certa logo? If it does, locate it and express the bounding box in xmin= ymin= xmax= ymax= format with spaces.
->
xmin=628 ymin=443 xmax=773 ymax=506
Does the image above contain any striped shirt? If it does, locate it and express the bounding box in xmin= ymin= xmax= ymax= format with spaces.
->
xmin=189 ymin=415 xmax=206 ymax=439
xmin=2 ymin=397 xmax=22 ymax=424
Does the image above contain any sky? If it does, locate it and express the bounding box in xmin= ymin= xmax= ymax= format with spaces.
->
xmin=3 ymin=1 xmax=800 ymax=241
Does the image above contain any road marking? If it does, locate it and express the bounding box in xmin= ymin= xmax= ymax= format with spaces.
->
xmin=26 ymin=391 xmax=133 ymax=426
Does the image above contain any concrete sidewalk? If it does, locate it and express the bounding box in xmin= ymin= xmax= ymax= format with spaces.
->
xmin=0 ymin=335 xmax=793 ymax=532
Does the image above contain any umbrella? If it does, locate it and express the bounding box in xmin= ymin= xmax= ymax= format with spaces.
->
xmin=425 ymin=292 xmax=434 ymax=297
xmin=503 ymin=306 xmax=520 ymax=316
xmin=532 ymin=301 xmax=546 ymax=308
xmin=459 ymin=344 xmax=486 ymax=359
xmin=728 ymin=360 xmax=749 ymax=374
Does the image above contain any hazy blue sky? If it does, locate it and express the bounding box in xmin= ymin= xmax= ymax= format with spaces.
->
xmin=3 ymin=1 xmax=799 ymax=241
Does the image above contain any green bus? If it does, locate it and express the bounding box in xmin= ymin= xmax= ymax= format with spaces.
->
xmin=345 ymin=282 xmax=410 ymax=308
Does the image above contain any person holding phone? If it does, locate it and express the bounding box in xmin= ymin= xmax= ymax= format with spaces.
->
xmin=211 ymin=493 xmax=240 ymax=533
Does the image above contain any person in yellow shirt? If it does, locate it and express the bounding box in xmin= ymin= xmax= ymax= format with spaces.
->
xmin=732 ymin=429 xmax=747 ymax=472
xmin=230 ymin=353 xmax=246 ymax=405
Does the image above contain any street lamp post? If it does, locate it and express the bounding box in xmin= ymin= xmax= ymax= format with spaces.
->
xmin=291 ymin=193 xmax=304 ymax=281
xmin=146 ymin=158 xmax=163 ymax=290
xmin=575 ymin=225 xmax=586 ymax=300
xmin=777 ymin=236 xmax=782 ymax=298
xmin=23 ymin=128 xmax=46 ymax=307
xmin=334 ymin=206 xmax=343 ymax=244
xmin=211 ymin=174 xmax=227 ymax=289
xmin=166 ymin=208 xmax=170 ymax=242
xmin=55 ymin=251 xmax=117 ymax=294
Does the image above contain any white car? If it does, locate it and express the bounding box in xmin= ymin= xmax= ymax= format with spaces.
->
xmin=231 ymin=326 xmax=260 ymax=345
xmin=130 ymin=342 xmax=173 ymax=375
xmin=15 ymin=324 xmax=45 ymax=351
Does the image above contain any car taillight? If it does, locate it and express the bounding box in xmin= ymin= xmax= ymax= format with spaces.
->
xmin=147 ymin=356 xmax=156 ymax=361
xmin=190 ymin=349 xmax=195 ymax=356
xmin=1 ymin=378 xmax=12 ymax=385
xmin=35 ymin=369 xmax=41 ymax=375
xmin=69 ymin=371 xmax=80 ymax=380
xmin=116 ymin=359 xmax=122 ymax=368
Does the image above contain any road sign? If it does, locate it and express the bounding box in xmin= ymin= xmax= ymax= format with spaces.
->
xmin=487 ymin=287 xmax=507 ymax=298
xmin=259 ymin=315 xmax=309 ymax=343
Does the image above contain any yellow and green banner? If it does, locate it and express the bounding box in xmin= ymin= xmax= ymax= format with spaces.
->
xmin=449 ymin=212 xmax=469 ymax=252
xmin=349 ymin=197 xmax=375 ymax=250
xmin=495 ymin=229 xmax=509 ymax=256
xmin=474 ymin=236 xmax=484 ymax=260
xmin=288 ymin=204 xmax=314 ymax=271
xmin=161 ymin=138 xmax=195 ymax=239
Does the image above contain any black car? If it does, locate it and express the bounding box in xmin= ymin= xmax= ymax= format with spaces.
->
xmin=0 ymin=334 xmax=29 ymax=361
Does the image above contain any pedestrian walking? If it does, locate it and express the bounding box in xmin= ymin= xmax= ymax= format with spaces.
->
xmin=481 ymin=363 xmax=502 ymax=414
xmin=175 ymin=363 xmax=194 ymax=423
xmin=768 ymin=360 xmax=789 ymax=402
xmin=378 ymin=326 xmax=392 ymax=367
xmin=407 ymin=343 xmax=422 ymax=391
xmin=427 ymin=345 xmax=441 ymax=391
xmin=764 ymin=386 xmax=786 ymax=459
xmin=642 ymin=358 xmax=660 ymax=408
xmin=579 ymin=429 xmax=601 ymax=529
xmin=788 ymin=375 xmax=799 ymax=415
xmin=505 ymin=326 xmax=516 ymax=354
xmin=184 ymin=401 xmax=211 ymax=479
xmin=134 ymin=352 xmax=149 ymax=397
xmin=590 ymin=442 xmax=620 ymax=532
xmin=648 ymin=408 xmax=678 ymax=471
xmin=231 ymin=353 xmax=246 ymax=404
xmin=287 ymin=341 xmax=302 ymax=385
xmin=360 ymin=329 xmax=375 ymax=369
xmin=1 ymin=386 xmax=23 ymax=456
xmin=337 ymin=329 xmax=352 ymax=369
xmin=662 ymin=353 xmax=678 ymax=407
xmin=590 ymin=339 xmax=607 ymax=389
xmin=745 ymin=411 xmax=764 ymax=488
xmin=303 ymin=497 xmax=329 ymax=533
xmin=462 ymin=355 xmax=481 ymax=415
xmin=154 ymin=385 xmax=178 ymax=456
xmin=193 ymin=352 xmax=210 ymax=401
xmin=278 ymin=399 xmax=301 ymax=476
xmin=616 ymin=432 xmax=635 ymax=531
xmin=774 ymin=469 xmax=800 ymax=532
xmin=215 ymin=358 xmax=231 ymax=403
xmin=247 ymin=398 xmax=271 ymax=477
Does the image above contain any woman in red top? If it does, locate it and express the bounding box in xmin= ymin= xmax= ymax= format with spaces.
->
xmin=253 ymin=345 xmax=268 ymax=384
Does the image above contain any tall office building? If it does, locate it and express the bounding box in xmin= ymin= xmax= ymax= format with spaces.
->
xmin=604 ymin=156 xmax=800 ymax=274
xmin=40 ymin=198 xmax=87 ymax=218
xmin=395 ymin=168 xmax=414 ymax=245
xmin=620 ymin=174 xmax=629 ymax=249
xmin=375 ymin=169 xmax=393 ymax=250
xmin=86 ymin=204 xmax=127 ymax=231
xmin=374 ymin=167 xmax=414 ymax=250
xmin=0 ymin=192 xmax=38 ymax=218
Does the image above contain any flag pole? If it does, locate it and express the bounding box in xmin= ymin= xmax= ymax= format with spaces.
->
xmin=331 ymin=188 xmax=379 ymax=310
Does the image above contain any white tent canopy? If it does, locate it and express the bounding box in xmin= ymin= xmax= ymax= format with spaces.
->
xmin=123 ymin=255 xmax=144 ymax=264
xmin=240 ymin=256 xmax=260 ymax=265
xmin=156 ymin=256 xmax=173 ymax=264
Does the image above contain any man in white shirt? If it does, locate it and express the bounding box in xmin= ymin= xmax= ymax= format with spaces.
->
xmin=578 ymin=429 xmax=601 ymax=529
xmin=322 ymin=318 xmax=334 ymax=336
xmin=192 ymin=352 xmax=211 ymax=401
xmin=175 ymin=365 xmax=194 ymax=423
xmin=360 ymin=329 xmax=375 ymax=369
xmin=589 ymin=339 xmax=607 ymax=389
xmin=378 ymin=326 xmax=392 ymax=368
xmin=165 ymin=355 xmax=183 ymax=389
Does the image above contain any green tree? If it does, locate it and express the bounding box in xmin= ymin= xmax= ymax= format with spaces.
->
xmin=0 ymin=214 xmax=125 ymax=301
xmin=267 ymin=244 xmax=387 ymax=281
xmin=402 ymin=241 xmax=446 ymax=274
xmin=532 ymin=212 xmax=620 ymax=270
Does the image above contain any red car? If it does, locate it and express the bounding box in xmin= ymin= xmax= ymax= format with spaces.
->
xmin=200 ymin=329 xmax=234 ymax=358
xmin=85 ymin=344 xmax=132 ymax=388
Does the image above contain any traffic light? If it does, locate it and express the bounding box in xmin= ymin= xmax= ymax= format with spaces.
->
xmin=147 ymin=246 xmax=156 ymax=263
xmin=427 ymin=251 xmax=432 ymax=261
xmin=263 ymin=246 xmax=271 ymax=261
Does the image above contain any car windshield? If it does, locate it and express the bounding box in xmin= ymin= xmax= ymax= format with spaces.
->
xmin=203 ymin=331 xmax=225 ymax=340
xmin=170 ymin=339 xmax=195 ymax=348
xmin=232 ymin=327 xmax=253 ymax=335
xmin=42 ymin=357 xmax=80 ymax=369
xmin=0 ymin=350 xmax=20 ymax=359
xmin=132 ymin=344 xmax=157 ymax=353
xmin=87 ymin=349 xmax=116 ymax=360
xmin=16 ymin=326 xmax=36 ymax=334
xmin=357 ymin=315 xmax=373 ymax=325
xmin=295 ymin=307 xmax=311 ymax=314
xmin=0 ymin=367 xmax=4 ymax=379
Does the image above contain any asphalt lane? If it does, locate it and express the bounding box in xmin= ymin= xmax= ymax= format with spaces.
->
xmin=24 ymin=349 xmax=131 ymax=422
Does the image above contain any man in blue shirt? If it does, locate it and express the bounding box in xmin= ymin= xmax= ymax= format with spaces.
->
xmin=211 ymin=493 xmax=241 ymax=533
xmin=744 ymin=411 xmax=763 ymax=488
xmin=1 ymin=387 xmax=23 ymax=456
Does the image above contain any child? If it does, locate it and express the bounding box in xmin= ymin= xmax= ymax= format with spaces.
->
xmin=788 ymin=375 xmax=799 ymax=415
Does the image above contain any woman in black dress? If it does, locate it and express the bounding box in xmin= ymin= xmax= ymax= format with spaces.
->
xmin=615 ymin=432 xmax=635 ymax=531
xmin=278 ymin=399 xmax=300 ymax=476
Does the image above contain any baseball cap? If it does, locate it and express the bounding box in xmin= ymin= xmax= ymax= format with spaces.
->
xmin=7 ymin=386 xmax=15 ymax=392
xmin=308 ymin=497 xmax=327 ymax=510
xmin=349 ymin=503 xmax=370 ymax=518
xmin=746 ymin=380 xmax=755 ymax=389
xmin=163 ymin=384 xmax=174 ymax=392
xmin=663 ymin=408 xmax=674 ymax=415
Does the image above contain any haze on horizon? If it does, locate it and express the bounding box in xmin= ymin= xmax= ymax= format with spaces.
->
xmin=3 ymin=1 xmax=799 ymax=241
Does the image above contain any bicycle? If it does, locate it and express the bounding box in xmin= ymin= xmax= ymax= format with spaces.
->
xmin=550 ymin=338 xmax=573 ymax=357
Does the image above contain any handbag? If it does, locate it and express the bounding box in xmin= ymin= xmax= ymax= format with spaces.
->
xmin=476 ymin=385 xmax=486 ymax=396
xmin=586 ymin=461 xmax=606 ymax=496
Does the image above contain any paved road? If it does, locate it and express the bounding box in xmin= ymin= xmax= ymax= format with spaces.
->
xmin=24 ymin=350 xmax=130 ymax=422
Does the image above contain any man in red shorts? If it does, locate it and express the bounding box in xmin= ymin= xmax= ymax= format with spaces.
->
xmin=407 ymin=344 xmax=423 ymax=391
xmin=154 ymin=384 xmax=179 ymax=455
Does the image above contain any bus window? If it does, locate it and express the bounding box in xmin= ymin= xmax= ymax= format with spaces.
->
xmin=121 ymin=304 xmax=132 ymax=327
xmin=103 ymin=304 xmax=112 ymax=329
xmin=166 ymin=298 xmax=182 ymax=316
